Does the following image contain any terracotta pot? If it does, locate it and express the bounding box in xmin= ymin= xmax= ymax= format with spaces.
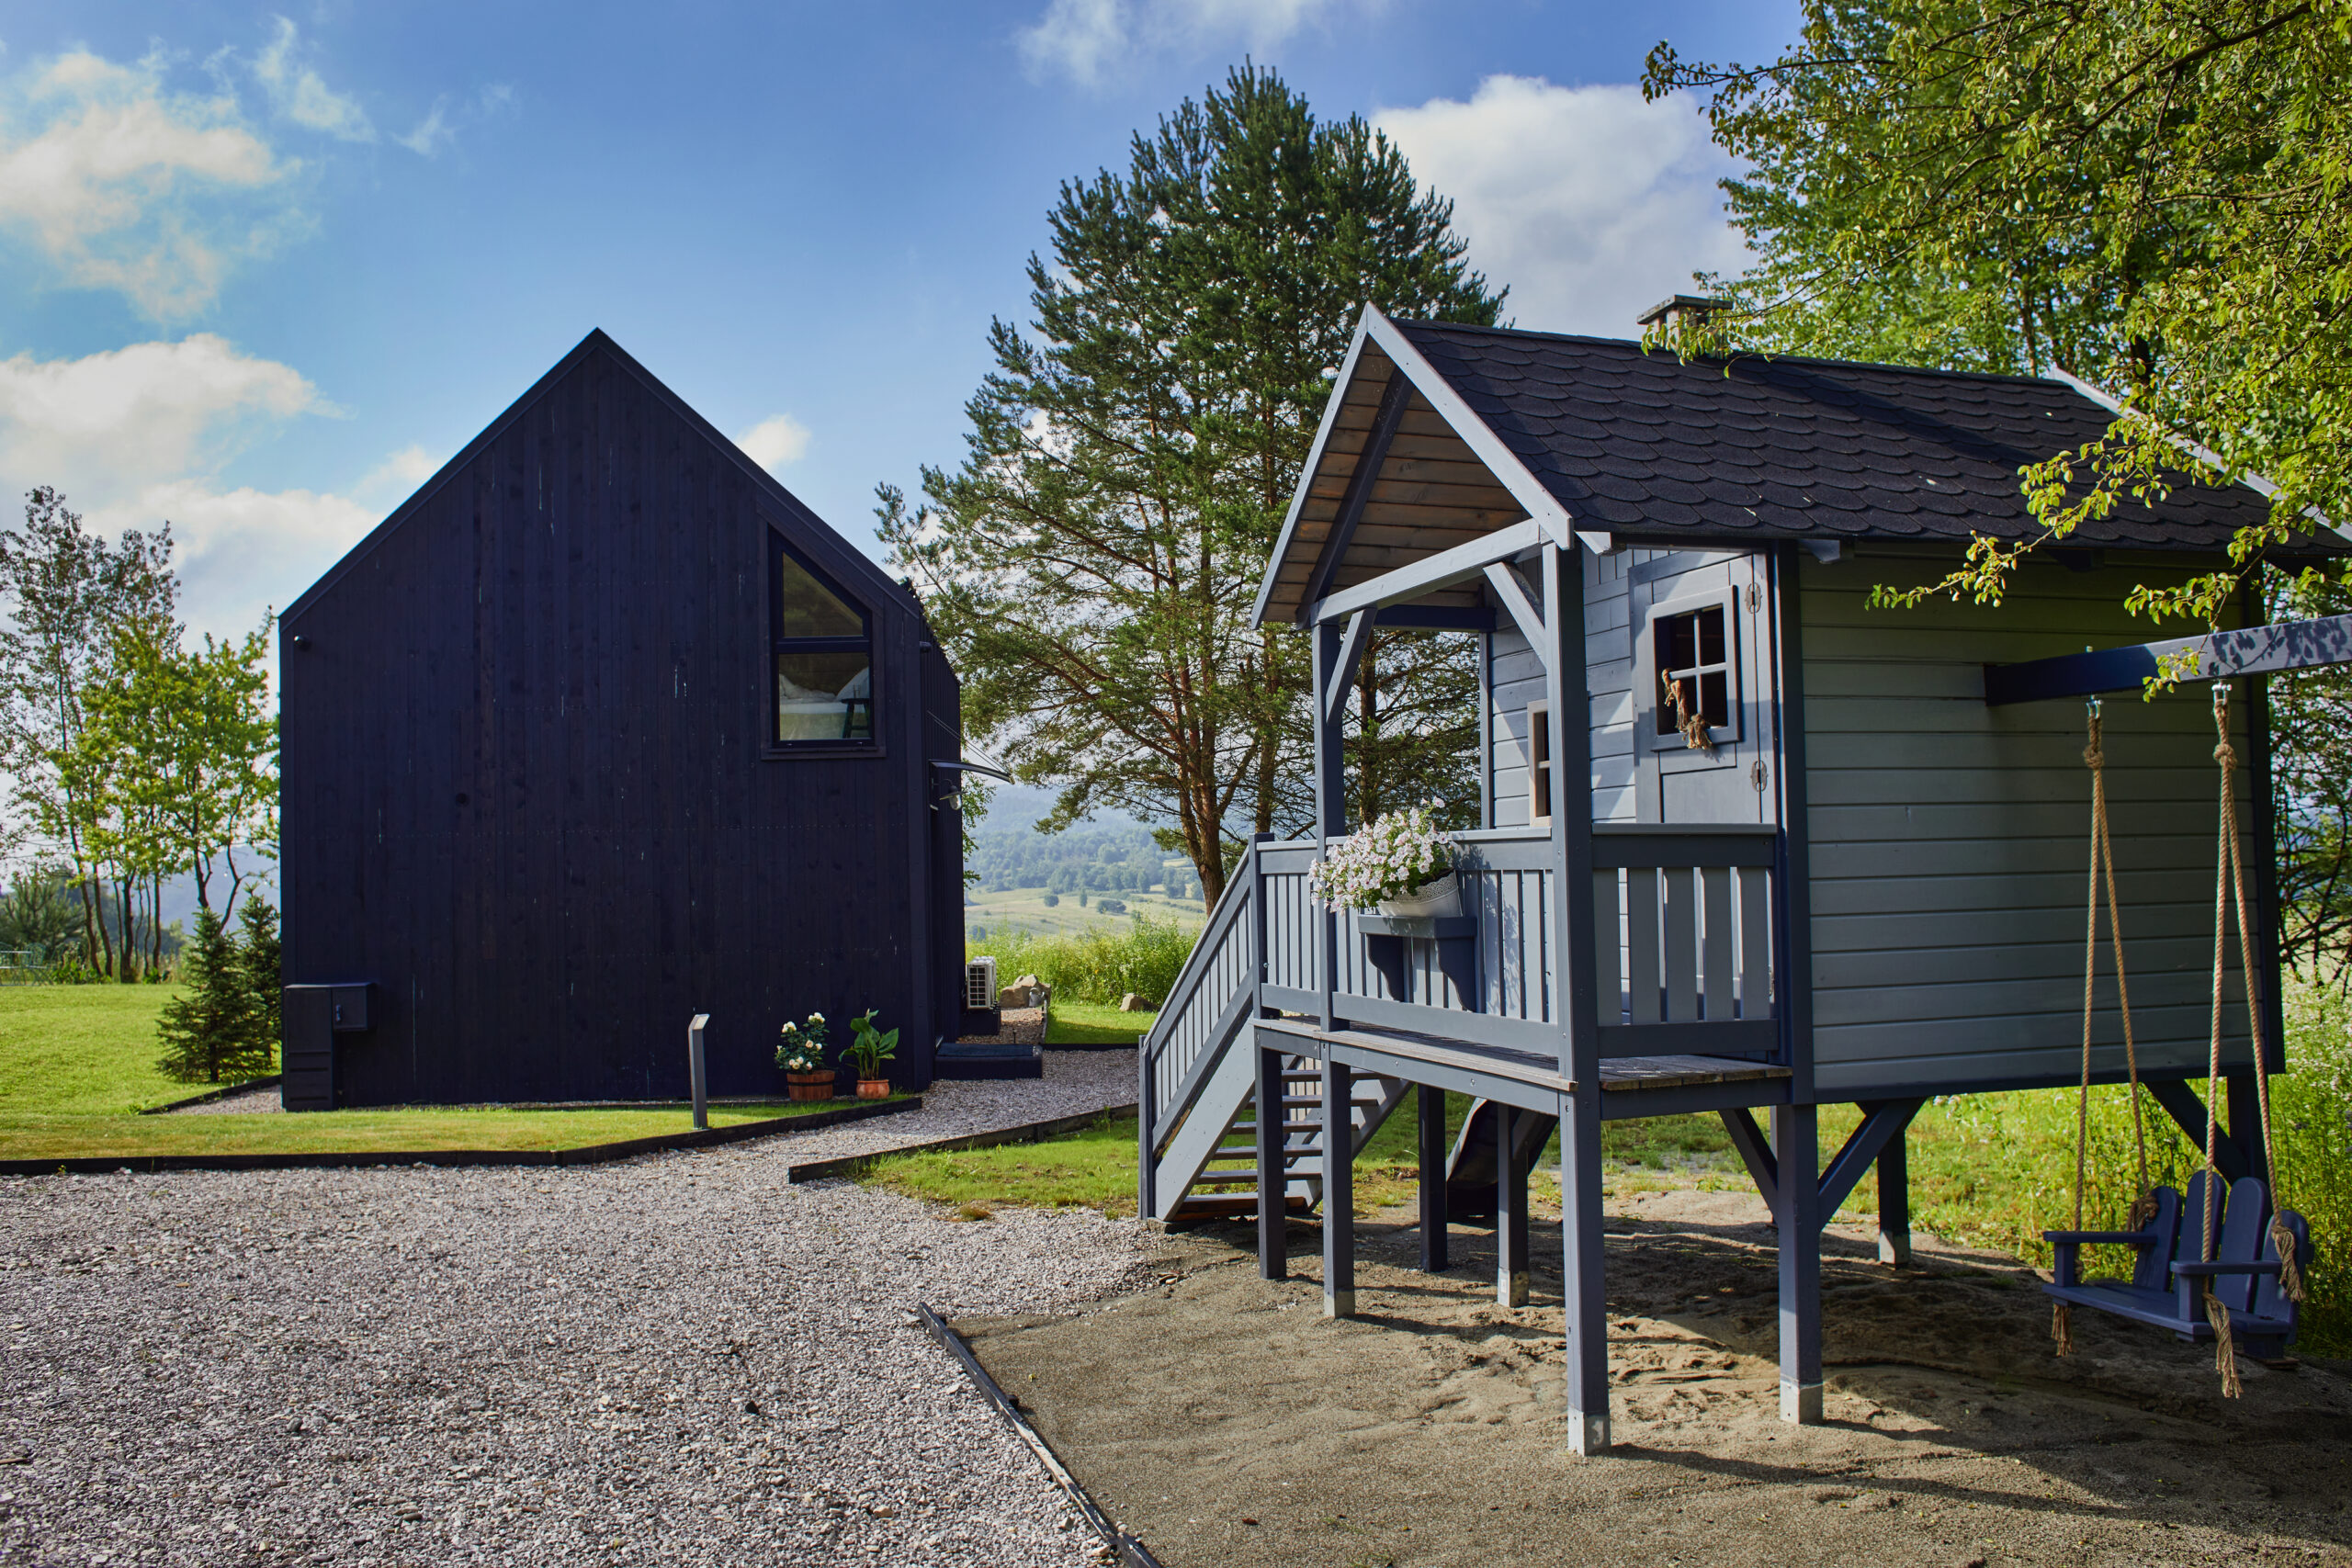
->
xmin=855 ymin=1077 xmax=891 ymax=1100
xmin=785 ymin=1070 xmax=835 ymax=1102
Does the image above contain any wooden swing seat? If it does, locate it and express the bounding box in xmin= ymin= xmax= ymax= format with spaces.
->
xmin=2043 ymin=1174 xmax=2309 ymax=1354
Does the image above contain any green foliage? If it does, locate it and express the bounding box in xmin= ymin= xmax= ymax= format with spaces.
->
xmin=775 ymin=1012 xmax=830 ymax=1073
xmin=885 ymin=64 xmax=1500 ymax=901
xmin=844 ymin=1010 xmax=899 ymax=1077
xmin=235 ymin=895 xmax=281 ymax=1054
xmin=0 ymin=864 xmax=85 ymax=963
xmin=1648 ymin=1 xmax=2352 ymax=628
xmin=153 ymin=907 xmax=269 ymax=1085
xmin=968 ymin=917 xmax=1196 ymax=1007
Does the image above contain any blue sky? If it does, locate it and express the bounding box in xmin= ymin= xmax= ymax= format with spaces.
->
xmin=0 ymin=0 xmax=1799 ymax=639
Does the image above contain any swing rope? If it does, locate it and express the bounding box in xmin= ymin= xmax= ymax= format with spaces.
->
xmin=2055 ymin=701 xmax=2154 ymax=1358
xmin=2203 ymin=682 xmax=2304 ymax=1397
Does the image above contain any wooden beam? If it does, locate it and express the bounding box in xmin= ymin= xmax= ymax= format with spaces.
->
xmin=1774 ymin=1101 xmax=1823 ymax=1426
xmin=1323 ymin=609 xmax=1376 ymax=729
xmin=1418 ymin=1082 xmax=1449 ymax=1272
xmin=1719 ymin=1106 xmax=1778 ymax=1207
xmin=1302 ymin=370 xmax=1412 ymax=611
xmin=1483 ymin=561 xmax=1549 ymax=654
xmin=1308 ymin=519 xmax=1545 ymax=626
xmin=1984 ymin=612 xmax=2352 ymax=705
xmin=1257 ymin=1043 xmax=1288 ymax=1280
xmin=1376 ymin=605 xmax=1495 ymax=631
xmin=1815 ymin=1099 xmax=1922 ymax=1222
xmin=1322 ymin=1055 xmax=1356 ymax=1318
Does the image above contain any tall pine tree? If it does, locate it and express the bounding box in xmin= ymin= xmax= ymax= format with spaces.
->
xmin=235 ymin=894 xmax=282 ymax=1066
xmin=883 ymin=65 xmax=1502 ymax=901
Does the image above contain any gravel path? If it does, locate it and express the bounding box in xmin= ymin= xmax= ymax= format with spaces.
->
xmin=764 ymin=1052 xmax=1135 ymax=1167
xmin=0 ymin=1111 xmax=1153 ymax=1566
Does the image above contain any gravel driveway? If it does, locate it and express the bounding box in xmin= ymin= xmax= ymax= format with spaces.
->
xmin=0 ymin=1115 xmax=1151 ymax=1567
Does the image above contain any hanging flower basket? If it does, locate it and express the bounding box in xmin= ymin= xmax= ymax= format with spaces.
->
xmin=1307 ymin=804 xmax=1461 ymax=915
xmin=1377 ymin=870 xmax=1462 ymax=919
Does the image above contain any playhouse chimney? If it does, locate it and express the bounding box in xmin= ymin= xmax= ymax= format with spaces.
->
xmin=1636 ymin=294 xmax=1730 ymax=335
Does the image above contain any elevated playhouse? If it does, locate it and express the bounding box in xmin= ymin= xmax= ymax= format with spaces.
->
xmin=1137 ymin=302 xmax=2335 ymax=1453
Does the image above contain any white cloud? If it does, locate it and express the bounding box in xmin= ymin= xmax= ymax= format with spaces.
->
xmin=1375 ymin=76 xmax=1750 ymax=339
xmin=0 ymin=49 xmax=294 ymax=318
xmin=736 ymin=413 xmax=811 ymax=471
xmin=252 ymin=17 xmax=374 ymax=142
xmin=0 ymin=334 xmax=321 ymax=504
xmin=356 ymin=442 xmax=439 ymax=501
xmin=1019 ymin=0 xmax=1355 ymax=85
xmin=395 ymin=102 xmax=451 ymax=157
xmin=0 ymin=334 xmax=384 ymax=638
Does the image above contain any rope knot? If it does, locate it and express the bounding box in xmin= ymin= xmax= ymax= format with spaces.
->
xmin=2213 ymin=739 xmax=2237 ymax=770
xmin=2082 ymin=742 xmax=2104 ymax=771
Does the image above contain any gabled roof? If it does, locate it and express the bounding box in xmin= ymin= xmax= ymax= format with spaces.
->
xmin=284 ymin=330 xmax=916 ymax=626
xmin=1254 ymin=307 xmax=2317 ymax=626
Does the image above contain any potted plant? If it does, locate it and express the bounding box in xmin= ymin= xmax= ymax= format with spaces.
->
xmin=1308 ymin=803 xmax=1461 ymax=916
xmin=775 ymin=1012 xmax=834 ymax=1101
xmin=844 ymin=1010 xmax=899 ymax=1099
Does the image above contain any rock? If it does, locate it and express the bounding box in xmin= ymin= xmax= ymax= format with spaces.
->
xmin=1118 ymin=993 xmax=1146 ymax=1012
xmin=997 ymin=984 xmax=1030 ymax=1009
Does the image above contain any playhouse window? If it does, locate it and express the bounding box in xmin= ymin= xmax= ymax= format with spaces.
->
xmin=1653 ymin=604 xmax=1730 ymax=737
xmin=1527 ymin=701 xmax=1552 ymax=822
xmin=772 ymin=536 xmax=874 ymax=745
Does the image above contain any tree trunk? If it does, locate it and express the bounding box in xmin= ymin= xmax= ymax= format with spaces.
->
xmin=1355 ymin=642 xmax=1380 ymax=827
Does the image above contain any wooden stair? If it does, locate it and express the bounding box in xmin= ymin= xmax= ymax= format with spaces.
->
xmin=1168 ymin=1061 xmax=1407 ymax=1223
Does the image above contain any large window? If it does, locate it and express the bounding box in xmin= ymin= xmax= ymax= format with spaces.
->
xmin=771 ymin=535 xmax=874 ymax=746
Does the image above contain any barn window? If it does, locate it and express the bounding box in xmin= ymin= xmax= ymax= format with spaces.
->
xmin=1653 ymin=603 xmax=1731 ymax=741
xmin=771 ymin=535 xmax=874 ymax=745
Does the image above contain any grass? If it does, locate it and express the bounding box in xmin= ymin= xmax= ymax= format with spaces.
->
xmin=1046 ymin=998 xmax=1153 ymax=1046
xmin=967 ymin=919 xmax=1195 ymax=1008
xmin=0 ymin=983 xmax=899 ymax=1160
xmin=860 ymin=1111 xmax=1141 ymax=1218
xmin=964 ymin=886 xmax=1204 ymax=942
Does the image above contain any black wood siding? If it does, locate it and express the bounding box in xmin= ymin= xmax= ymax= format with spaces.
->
xmin=281 ymin=333 xmax=956 ymax=1104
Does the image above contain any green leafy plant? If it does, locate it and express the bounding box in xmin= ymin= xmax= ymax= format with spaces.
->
xmin=775 ymin=1011 xmax=830 ymax=1074
xmin=844 ymin=1010 xmax=899 ymax=1080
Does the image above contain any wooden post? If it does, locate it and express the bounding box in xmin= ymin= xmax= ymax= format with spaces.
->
xmin=1314 ymin=619 xmax=1346 ymax=1032
xmin=1545 ymin=541 xmax=1609 ymax=1456
xmin=1418 ymin=1082 xmax=1449 ymax=1272
xmin=1774 ymin=1101 xmax=1822 ymax=1424
xmin=687 ymin=1013 xmax=710 ymax=1131
xmin=1322 ymin=1055 xmax=1355 ymax=1318
xmin=1498 ymin=1105 xmax=1530 ymax=1307
xmin=1258 ymin=1045 xmax=1288 ymax=1280
xmin=1877 ymin=1123 xmax=1911 ymax=1268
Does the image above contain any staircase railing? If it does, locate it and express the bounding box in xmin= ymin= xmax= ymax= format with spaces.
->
xmin=1137 ymin=838 xmax=1264 ymax=1216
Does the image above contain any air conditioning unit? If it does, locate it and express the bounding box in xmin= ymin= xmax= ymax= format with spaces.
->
xmin=965 ymin=957 xmax=998 ymax=1010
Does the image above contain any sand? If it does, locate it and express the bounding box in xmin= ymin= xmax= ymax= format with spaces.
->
xmin=957 ymin=1190 xmax=2352 ymax=1568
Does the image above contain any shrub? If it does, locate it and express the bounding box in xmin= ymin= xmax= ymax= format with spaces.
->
xmin=156 ymin=908 xmax=270 ymax=1084
xmin=968 ymin=916 xmax=1196 ymax=1007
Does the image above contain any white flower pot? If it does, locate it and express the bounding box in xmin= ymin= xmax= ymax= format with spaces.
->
xmin=1377 ymin=872 xmax=1460 ymax=919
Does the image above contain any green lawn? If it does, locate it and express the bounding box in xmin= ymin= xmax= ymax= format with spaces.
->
xmin=1046 ymin=999 xmax=1152 ymax=1046
xmin=0 ymin=984 xmax=897 ymax=1160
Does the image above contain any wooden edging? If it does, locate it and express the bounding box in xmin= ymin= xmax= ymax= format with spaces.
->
xmin=912 ymin=1302 xmax=1164 ymax=1568
xmin=783 ymin=1102 xmax=1137 ymax=1185
xmin=138 ymin=1076 xmax=283 ymax=1114
xmin=0 ymin=1096 xmax=922 ymax=1177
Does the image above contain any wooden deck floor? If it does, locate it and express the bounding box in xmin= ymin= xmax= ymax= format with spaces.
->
xmin=1254 ymin=1014 xmax=1790 ymax=1109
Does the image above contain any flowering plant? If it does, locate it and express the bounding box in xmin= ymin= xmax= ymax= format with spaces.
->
xmin=775 ymin=1011 xmax=831 ymax=1073
xmin=1306 ymin=805 xmax=1458 ymax=913
xmin=843 ymin=1010 xmax=899 ymax=1078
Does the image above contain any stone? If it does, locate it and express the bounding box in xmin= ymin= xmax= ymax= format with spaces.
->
xmin=1118 ymin=993 xmax=1145 ymax=1012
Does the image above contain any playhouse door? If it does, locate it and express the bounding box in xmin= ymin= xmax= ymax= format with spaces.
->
xmin=1630 ymin=549 xmax=1777 ymax=826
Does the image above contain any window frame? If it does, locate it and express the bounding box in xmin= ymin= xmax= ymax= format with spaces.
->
xmin=1641 ymin=586 xmax=1743 ymax=754
xmin=1527 ymin=699 xmax=1553 ymax=823
xmin=764 ymin=528 xmax=884 ymax=759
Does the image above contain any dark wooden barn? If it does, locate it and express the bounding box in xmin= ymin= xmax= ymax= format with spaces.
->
xmin=278 ymin=331 xmax=967 ymax=1108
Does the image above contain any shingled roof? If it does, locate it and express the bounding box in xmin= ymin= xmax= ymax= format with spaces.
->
xmin=1253 ymin=308 xmax=2322 ymax=626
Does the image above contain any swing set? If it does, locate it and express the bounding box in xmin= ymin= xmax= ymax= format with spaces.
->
xmin=2043 ymin=682 xmax=2311 ymax=1391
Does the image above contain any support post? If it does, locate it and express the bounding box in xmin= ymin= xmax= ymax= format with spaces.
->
xmin=687 ymin=1013 xmax=710 ymax=1131
xmin=1544 ymin=541 xmax=1609 ymax=1455
xmin=1877 ymin=1123 xmax=1911 ymax=1268
xmin=1322 ymin=1055 xmax=1355 ymax=1318
xmin=2225 ymin=1070 xmax=2268 ymax=1185
xmin=1258 ymin=1046 xmax=1288 ymax=1280
xmin=1773 ymin=1102 xmax=1822 ymax=1424
xmin=1418 ymin=1082 xmax=1449 ymax=1272
xmin=1314 ymin=619 xmax=1346 ymax=1032
xmin=1498 ymin=1105 xmax=1531 ymax=1307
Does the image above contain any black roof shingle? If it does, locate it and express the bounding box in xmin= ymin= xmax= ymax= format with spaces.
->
xmin=1393 ymin=320 xmax=2306 ymax=553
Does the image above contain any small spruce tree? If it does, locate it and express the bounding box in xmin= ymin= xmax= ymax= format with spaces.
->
xmin=156 ymin=908 xmax=266 ymax=1084
xmin=235 ymin=895 xmax=282 ymax=1068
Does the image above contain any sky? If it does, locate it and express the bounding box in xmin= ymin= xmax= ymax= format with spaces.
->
xmin=0 ymin=0 xmax=1803 ymax=642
